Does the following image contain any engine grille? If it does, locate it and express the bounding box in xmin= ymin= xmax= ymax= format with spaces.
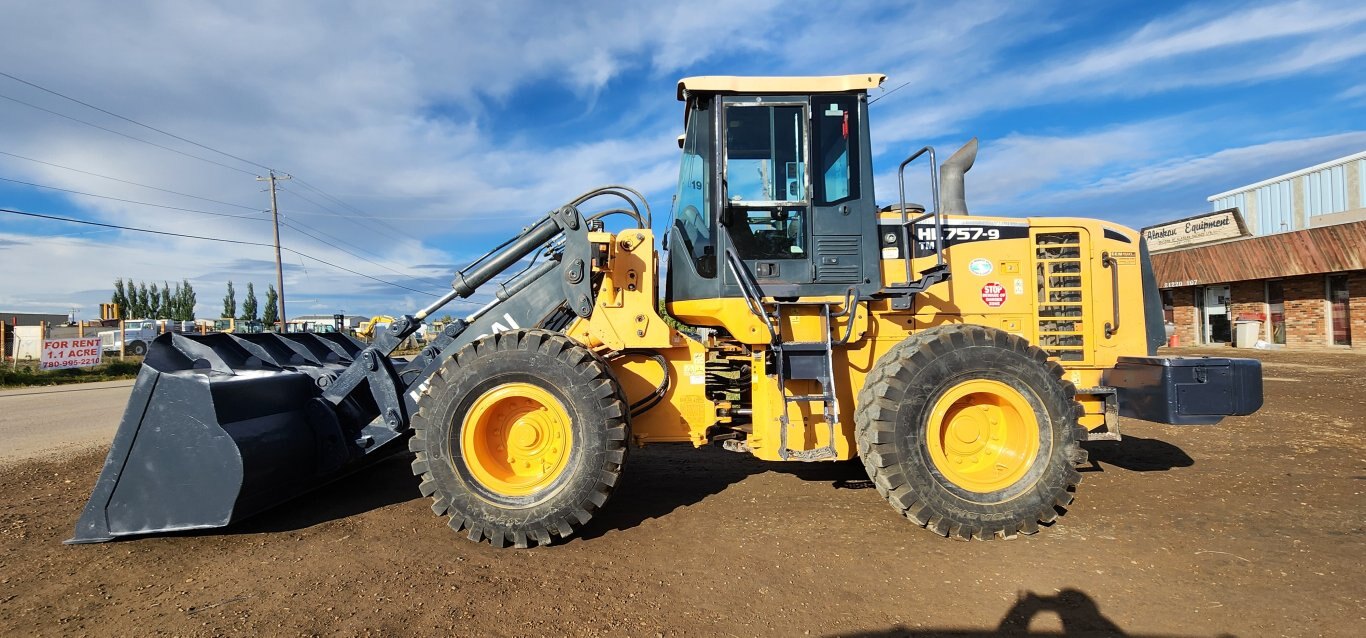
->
xmin=1035 ymin=231 xmax=1085 ymax=361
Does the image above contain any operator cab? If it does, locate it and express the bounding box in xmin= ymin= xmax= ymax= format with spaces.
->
xmin=666 ymin=75 xmax=887 ymax=318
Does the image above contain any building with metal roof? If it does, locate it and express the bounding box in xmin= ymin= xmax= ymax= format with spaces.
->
xmin=1150 ymin=152 xmax=1365 ymax=349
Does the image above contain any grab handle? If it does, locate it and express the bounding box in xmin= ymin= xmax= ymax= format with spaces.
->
xmin=1102 ymin=252 xmax=1120 ymax=338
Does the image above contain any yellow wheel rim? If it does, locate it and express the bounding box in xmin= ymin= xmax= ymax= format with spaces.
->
xmin=460 ymin=383 xmax=573 ymax=497
xmin=926 ymin=379 xmax=1041 ymax=493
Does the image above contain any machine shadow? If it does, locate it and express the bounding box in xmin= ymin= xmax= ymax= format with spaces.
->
xmin=181 ymin=443 xmax=868 ymax=540
xmin=828 ymin=588 xmax=1207 ymax=637
xmin=171 ymin=433 xmax=1191 ymax=540
xmin=576 ymin=444 xmax=871 ymax=540
xmin=207 ymin=452 xmax=422 ymax=536
xmin=1081 ymin=435 xmax=1194 ymax=473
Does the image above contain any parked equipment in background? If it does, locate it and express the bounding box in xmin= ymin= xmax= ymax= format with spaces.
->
xmin=354 ymin=315 xmax=398 ymax=341
xmin=206 ymin=318 xmax=265 ymax=334
xmin=71 ymin=75 xmax=1263 ymax=547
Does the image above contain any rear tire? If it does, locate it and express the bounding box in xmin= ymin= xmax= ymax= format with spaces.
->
xmin=854 ymin=324 xmax=1085 ymax=540
xmin=409 ymin=329 xmax=629 ymax=548
xmin=128 ymin=341 xmax=147 ymax=356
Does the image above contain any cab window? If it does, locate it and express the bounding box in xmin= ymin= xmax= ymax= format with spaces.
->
xmin=813 ymin=96 xmax=859 ymax=204
xmin=724 ymin=104 xmax=806 ymax=203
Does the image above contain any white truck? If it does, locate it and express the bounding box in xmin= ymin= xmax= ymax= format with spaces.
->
xmin=97 ymin=320 xmax=161 ymax=356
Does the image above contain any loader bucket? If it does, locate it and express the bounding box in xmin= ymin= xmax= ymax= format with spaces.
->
xmin=68 ymin=331 xmax=406 ymax=544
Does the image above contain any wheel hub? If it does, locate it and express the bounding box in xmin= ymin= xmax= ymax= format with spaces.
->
xmin=926 ymin=379 xmax=1041 ymax=493
xmin=460 ymin=383 xmax=573 ymax=496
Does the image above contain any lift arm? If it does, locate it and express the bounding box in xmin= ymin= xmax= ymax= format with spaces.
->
xmin=315 ymin=201 xmax=608 ymax=437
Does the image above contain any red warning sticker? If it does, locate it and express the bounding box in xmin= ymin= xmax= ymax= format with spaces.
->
xmin=981 ymin=282 xmax=1007 ymax=307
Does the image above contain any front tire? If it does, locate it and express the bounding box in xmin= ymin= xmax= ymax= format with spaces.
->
xmin=855 ymin=324 xmax=1085 ymax=540
xmin=409 ymin=330 xmax=629 ymax=548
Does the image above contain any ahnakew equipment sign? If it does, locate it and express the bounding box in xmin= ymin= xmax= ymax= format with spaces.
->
xmin=1141 ymin=208 xmax=1249 ymax=253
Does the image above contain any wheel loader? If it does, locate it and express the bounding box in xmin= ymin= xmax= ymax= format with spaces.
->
xmin=70 ymin=74 xmax=1263 ymax=547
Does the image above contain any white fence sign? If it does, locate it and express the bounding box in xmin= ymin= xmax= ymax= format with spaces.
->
xmin=12 ymin=326 xmax=43 ymax=361
xmin=41 ymin=337 xmax=103 ymax=369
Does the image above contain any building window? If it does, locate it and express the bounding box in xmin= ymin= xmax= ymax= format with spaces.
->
xmin=1328 ymin=274 xmax=1351 ymax=346
xmin=1266 ymin=280 xmax=1286 ymax=345
xmin=1161 ymin=289 xmax=1174 ymax=324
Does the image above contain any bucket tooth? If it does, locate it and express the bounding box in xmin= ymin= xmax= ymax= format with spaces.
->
xmin=68 ymin=331 xmax=404 ymax=544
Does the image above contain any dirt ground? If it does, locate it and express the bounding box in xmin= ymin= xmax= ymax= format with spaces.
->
xmin=1 ymin=347 xmax=1362 ymax=637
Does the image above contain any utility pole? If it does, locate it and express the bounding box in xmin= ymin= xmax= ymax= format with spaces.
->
xmin=257 ymin=171 xmax=291 ymax=331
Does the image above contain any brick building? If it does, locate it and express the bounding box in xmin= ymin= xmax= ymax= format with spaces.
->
xmin=1147 ymin=151 xmax=1366 ymax=349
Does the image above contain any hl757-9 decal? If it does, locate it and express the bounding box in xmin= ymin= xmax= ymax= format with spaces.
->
xmin=878 ymin=221 xmax=1030 ymax=259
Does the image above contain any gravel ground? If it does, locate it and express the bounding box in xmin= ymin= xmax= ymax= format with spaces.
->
xmin=1 ymin=347 xmax=1362 ymax=637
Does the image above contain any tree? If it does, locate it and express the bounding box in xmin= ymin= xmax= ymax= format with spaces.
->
xmin=112 ymin=278 xmax=128 ymax=319
xmin=262 ymin=284 xmax=279 ymax=330
xmin=138 ymin=282 xmax=152 ymax=319
xmin=160 ymin=283 xmax=172 ymax=320
xmin=171 ymin=282 xmax=184 ymax=320
xmin=241 ymin=283 xmax=259 ymax=321
xmin=125 ymin=280 xmax=138 ymax=318
xmin=181 ymin=279 xmax=197 ymax=320
xmin=222 ymin=280 xmax=236 ymax=319
xmin=146 ymin=282 xmax=161 ymax=319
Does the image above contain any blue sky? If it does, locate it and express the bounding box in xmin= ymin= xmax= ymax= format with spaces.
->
xmin=1 ymin=0 xmax=1364 ymax=319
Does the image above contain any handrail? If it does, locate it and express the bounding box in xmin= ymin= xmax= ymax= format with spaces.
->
xmin=829 ymin=287 xmax=861 ymax=346
xmin=1102 ymin=252 xmax=1121 ymax=338
xmin=723 ymin=247 xmax=779 ymax=342
xmin=896 ymin=146 xmax=943 ymax=286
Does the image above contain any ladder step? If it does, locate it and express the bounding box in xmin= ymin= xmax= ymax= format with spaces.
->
xmin=788 ymin=393 xmax=830 ymax=402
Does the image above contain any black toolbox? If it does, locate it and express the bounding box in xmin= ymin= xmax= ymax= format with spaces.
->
xmin=1102 ymin=356 xmax=1263 ymax=425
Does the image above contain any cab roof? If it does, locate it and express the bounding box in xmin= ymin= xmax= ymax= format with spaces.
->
xmin=676 ymin=74 xmax=886 ymax=101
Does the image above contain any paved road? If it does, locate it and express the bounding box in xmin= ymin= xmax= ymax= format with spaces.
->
xmin=0 ymin=380 xmax=132 ymax=466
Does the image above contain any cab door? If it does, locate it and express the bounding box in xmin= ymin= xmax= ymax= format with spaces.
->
xmin=807 ymin=94 xmax=868 ymax=288
xmin=718 ymin=97 xmax=814 ymax=298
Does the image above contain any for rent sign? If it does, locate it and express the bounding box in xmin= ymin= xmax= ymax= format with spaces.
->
xmin=41 ymin=337 xmax=103 ymax=370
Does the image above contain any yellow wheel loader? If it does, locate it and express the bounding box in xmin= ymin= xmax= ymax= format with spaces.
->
xmin=70 ymin=75 xmax=1262 ymax=547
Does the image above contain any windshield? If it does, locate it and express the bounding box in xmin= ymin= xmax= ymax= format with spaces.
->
xmin=670 ymin=103 xmax=715 ymax=278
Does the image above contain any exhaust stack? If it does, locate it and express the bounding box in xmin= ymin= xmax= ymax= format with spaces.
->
xmin=939 ymin=138 xmax=978 ymax=216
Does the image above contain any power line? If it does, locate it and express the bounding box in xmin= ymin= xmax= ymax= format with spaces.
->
xmin=0 ymin=72 xmax=457 ymax=269
xmin=276 ymin=207 xmax=512 ymax=222
xmin=276 ymin=185 xmax=416 ymax=246
xmin=0 ymin=206 xmax=440 ymax=297
xmin=278 ymin=217 xmax=447 ymax=291
xmin=287 ymin=243 xmax=439 ymax=297
xmin=1 ymin=207 xmax=273 ymax=246
xmin=0 ymin=149 xmax=262 ymax=210
xmin=0 ymin=92 xmax=259 ymax=177
xmin=0 ymin=175 xmax=270 ymax=221
xmin=0 ymin=71 xmax=274 ymax=174
xmin=0 ymin=74 xmax=441 ymax=247
xmin=288 ymin=177 xmax=428 ymax=244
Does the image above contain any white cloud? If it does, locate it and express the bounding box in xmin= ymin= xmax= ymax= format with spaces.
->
xmin=970 ymin=128 xmax=1366 ymax=226
xmin=1070 ymin=130 xmax=1366 ymax=200
xmin=867 ymin=0 xmax=1366 ymax=146
xmin=0 ymin=0 xmax=1362 ymax=318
